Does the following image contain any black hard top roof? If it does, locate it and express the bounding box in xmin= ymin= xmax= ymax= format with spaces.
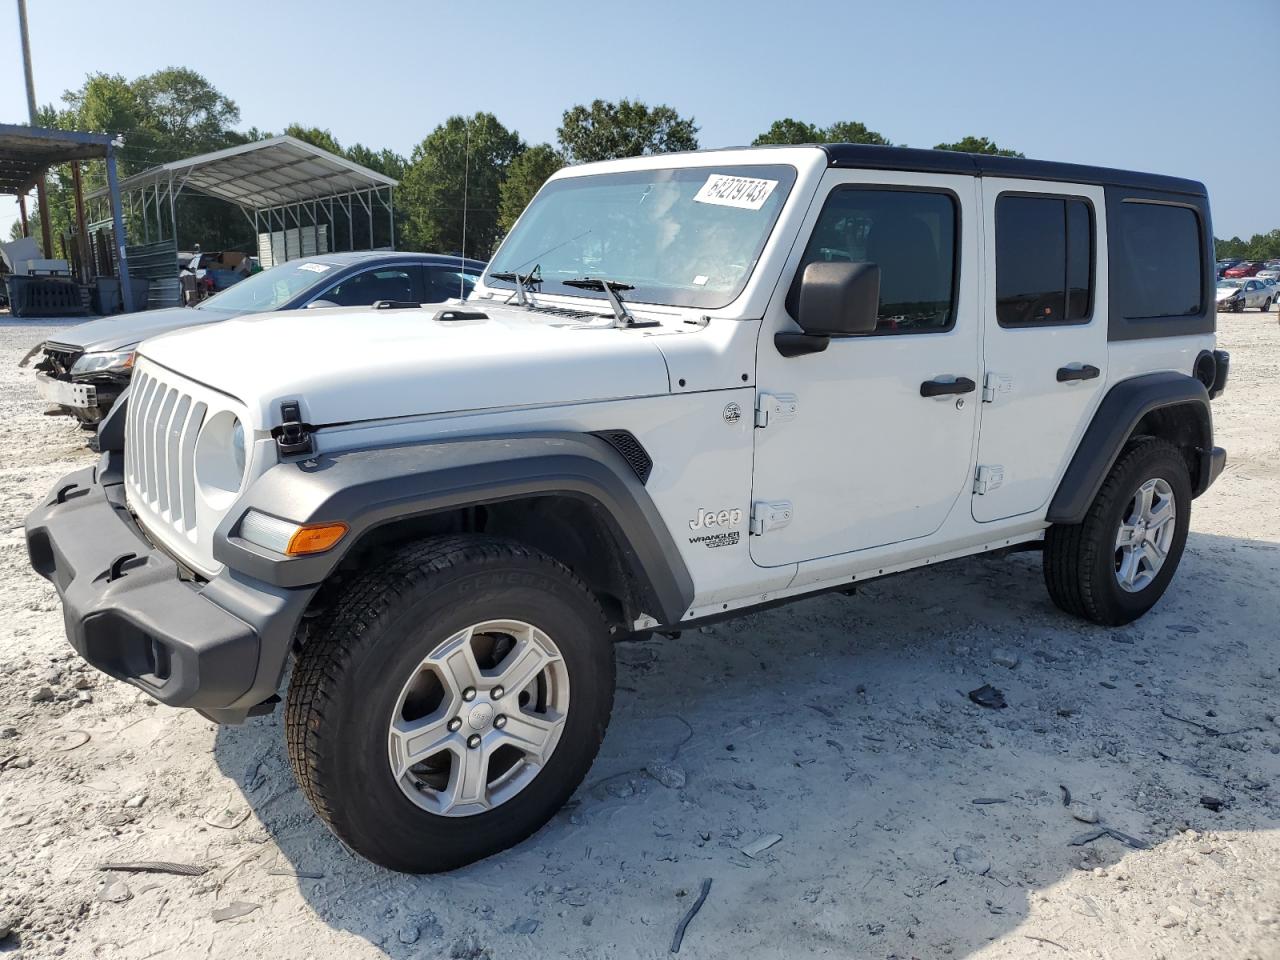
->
xmin=820 ymin=144 xmax=1206 ymax=197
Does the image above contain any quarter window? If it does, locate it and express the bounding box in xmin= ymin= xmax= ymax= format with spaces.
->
xmin=791 ymin=188 xmax=958 ymax=334
xmin=995 ymin=195 xmax=1094 ymax=327
xmin=1114 ymin=202 xmax=1203 ymax=319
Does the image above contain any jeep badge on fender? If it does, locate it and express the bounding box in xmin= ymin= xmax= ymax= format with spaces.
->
xmin=26 ymin=144 xmax=1225 ymax=873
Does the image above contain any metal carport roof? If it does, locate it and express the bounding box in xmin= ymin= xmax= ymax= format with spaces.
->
xmin=0 ymin=123 xmax=117 ymax=194
xmin=86 ymin=135 xmax=397 ymax=208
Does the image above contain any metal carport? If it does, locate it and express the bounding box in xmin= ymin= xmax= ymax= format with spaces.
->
xmin=0 ymin=123 xmax=136 ymax=311
xmin=86 ymin=135 xmax=398 ymax=267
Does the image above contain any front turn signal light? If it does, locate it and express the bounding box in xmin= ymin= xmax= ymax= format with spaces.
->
xmin=240 ymin=511 xmax=348 ymax=557
xmin=285 ymin=522 xmax=349 ymax=556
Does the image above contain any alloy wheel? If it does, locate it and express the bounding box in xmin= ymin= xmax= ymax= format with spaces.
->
xmin=1114 ymin=477 xmax=1176 ymax=593
xmin=387 ymin=619 xmax=570 ymax=817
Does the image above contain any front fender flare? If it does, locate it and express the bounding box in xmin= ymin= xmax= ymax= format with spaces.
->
xmin=1047 ymin=372 xmax=1214 ymax=525
xmin=214 ymin=433 xmax=695 ymax=626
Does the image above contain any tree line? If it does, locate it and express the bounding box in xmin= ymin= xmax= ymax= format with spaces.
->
xmin=17 ymin=67 xmax=1263 ymax=265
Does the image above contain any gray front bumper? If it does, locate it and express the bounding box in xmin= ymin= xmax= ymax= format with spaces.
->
xmin=24 ymin=459 xmax=312 ymax=723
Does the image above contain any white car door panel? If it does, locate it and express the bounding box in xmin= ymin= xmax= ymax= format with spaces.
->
xmin=971 ymin=180 xmax=1110 ymax=523
xmin=751 ymin=170 xmax=982 ymax=568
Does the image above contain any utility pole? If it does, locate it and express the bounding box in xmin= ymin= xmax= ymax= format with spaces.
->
xmin=17 ymin=0 xmax=37 ymax=121
xmin=17 ymin=0 xmax=54 ymax=257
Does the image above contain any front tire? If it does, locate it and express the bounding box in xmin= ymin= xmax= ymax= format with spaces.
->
xmin=1043 ymin=437 xmax=1192 ymax=626
xmin=286 ymin=535 xmax=615 ymax=872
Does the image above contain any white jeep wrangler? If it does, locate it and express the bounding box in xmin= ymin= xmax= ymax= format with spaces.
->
xmin=27 ymin=145 xmax=1228 ymax=873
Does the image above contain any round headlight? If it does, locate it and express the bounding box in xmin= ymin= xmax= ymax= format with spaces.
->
xmin=232 ymin=419 xmax=246 ymax=478
xmin=194 ymin=411 xmax=248 ymax=508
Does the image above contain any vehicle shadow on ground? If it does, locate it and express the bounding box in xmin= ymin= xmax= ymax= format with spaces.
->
xmin=211 ymin=529 xmax=1280 ymax=959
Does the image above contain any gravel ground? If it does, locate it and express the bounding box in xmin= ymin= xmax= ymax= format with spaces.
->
xmin=0 ymin=311 xmax=1278 ymax=960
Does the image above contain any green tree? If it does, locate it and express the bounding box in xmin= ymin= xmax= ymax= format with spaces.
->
xmin=752 ymin=118 xmax=891 ymax=146
xmin=1215 ymin=230 xmax=1280 ymax=261
xmin=823 ymin=120 xmax=891 ymax=145
xmin=557 ymin=99 xmax=698 ymax=163
xmin=752 ymin=118 xmax=824 ymax=145
xmin=498 ymin=144 xmax=564 ymax=232
xmin=283 ymin=123 xmax=343 ymax=154
xmin=933 ymin=135 xmax=1024 ymax=157
xmin=29 ymin=68 xmax=248 ymax=255
xmin=346 ymin=143 xmax=408 ymax=181
xmin=399 ymin=113 xmax=523 ymax=258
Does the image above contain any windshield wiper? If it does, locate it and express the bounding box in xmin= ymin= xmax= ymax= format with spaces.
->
xmin=489 ymin=265 xmax=541 ymax=307
xmin=560 ymin=277 xmax=658 ymax=328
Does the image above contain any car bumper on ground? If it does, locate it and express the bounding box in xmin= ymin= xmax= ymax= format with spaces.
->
xmin=24 ymin=459 xmax=311 ymax=723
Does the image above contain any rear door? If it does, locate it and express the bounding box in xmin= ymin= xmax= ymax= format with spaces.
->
xmin=971 ymin=180 xmax=1108 ymax=523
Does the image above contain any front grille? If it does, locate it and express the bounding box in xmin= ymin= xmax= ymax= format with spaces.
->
xmin=125 ymin=367 xmax=207 ymax=539
xmin=40 ymin=343 xmax=83 ymax=376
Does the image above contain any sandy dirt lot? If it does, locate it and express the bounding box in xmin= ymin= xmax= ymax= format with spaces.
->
xmin=0 ymin=310 xmax=1277 ymax=960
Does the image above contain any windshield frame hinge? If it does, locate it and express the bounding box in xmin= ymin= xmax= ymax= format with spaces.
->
xmin=272 ymin=400 xmax=314 ymax=458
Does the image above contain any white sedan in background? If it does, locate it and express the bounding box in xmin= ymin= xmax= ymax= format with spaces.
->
xmin=1216 ymin=278 xmax=1274 ymax=312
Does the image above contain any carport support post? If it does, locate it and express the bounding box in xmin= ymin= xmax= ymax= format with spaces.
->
xmin=17 ymin=194 xmax=29 ymax=237
xmin=106 ymin=147 xmax=136 ymax=313
xmin=71 ymin=162 xmax=89 ymax=283
xmin=35 ymin=174 xmax=53 ymax=259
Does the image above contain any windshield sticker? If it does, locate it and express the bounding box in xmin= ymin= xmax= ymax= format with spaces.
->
xmin=693 ymin=274 xmax=709 ymax=286
xmin=693 ymin=174 xmax=779 ymax=210
xmin=298 ymin=262 xmax=331 ymax=273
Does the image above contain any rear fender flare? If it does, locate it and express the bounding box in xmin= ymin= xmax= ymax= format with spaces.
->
xmin=1047 ymin=372 xmax=1212 ymax=525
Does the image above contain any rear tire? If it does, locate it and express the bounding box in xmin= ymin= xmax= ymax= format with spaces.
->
xmin=286 ymin=535 xmax=615 ymax=873
xmin=1262 ymin=298 xmax=1272 ymax=312
xmin=1043 ymin=437 xmax=1192 ymax=626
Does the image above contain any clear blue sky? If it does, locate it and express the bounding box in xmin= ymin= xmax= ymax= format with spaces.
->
xmin=3 ymin=0 xmax=1276 ymax=241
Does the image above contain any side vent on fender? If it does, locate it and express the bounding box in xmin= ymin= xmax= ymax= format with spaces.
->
xmin=591 ymin=430 xmax=653 ymax=484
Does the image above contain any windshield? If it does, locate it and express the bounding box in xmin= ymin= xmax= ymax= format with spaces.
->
xmin=1218 ymin=280 xmax=1243 ymax=288
xmin=197 ymin=260 xmax=336 ymax=312
xmin=484 ymin=164 xmax=797 ymax=309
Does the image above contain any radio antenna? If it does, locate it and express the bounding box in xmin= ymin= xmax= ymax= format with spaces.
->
xmin=459 ymin=118 xmax=471 ymax=299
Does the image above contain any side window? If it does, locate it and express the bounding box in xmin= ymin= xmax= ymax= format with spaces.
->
xmin=994 ymin=194 xmax=1094 ymax=327
xmin=790 ymin=187 xmax=958 ymax=334
xmin=1114 ymin=202 xmax=1203 ymax=319
xmin=320 ymin=268 xmax=416 ymax=307
xmin=422 ymin=266 xmax=478 ymax=303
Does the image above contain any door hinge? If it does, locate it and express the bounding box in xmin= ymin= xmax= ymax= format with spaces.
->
xmin=973 ymin=464 xmax=1004 ymax=495
xmin=749 ymin=500 xmax=794 ymax=536
xmin=755 ymin=392 xmax=798 ymax=428
xmin=982 ymin=372 xmax=1013 ymax=403
xmin=273 ymin=400 xmax=314 ymax=457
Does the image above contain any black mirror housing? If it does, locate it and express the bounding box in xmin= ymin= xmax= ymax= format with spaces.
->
xmin=796 ymin=261 xmax=880 ymax=337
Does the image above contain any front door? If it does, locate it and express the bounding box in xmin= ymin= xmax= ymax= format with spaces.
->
xmin=751 ymin=170 xmax=981 ymax=568
xmin=971 ymin=180 xmax=1109 ymax=523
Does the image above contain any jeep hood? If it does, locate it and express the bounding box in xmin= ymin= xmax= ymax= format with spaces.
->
xmin=138 ymin=304 xmax=675 ymax=426
xmin=46 ymin=306 xmax=228 ymax=353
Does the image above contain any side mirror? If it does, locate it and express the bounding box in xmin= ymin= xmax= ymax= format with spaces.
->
xmin=796 ymin=261 xmax=880 ymax=336
xmin=305 ymin=299 xmax=339 ymax=309
xmin=778 ymin=261 xmax=880 ymax=358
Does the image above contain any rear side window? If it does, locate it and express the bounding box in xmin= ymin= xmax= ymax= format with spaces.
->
xmin=790 ymin=187 xmax=958 ymax=334
xmin=422 ymin=266 xmax=478 ymax=303
xmin=321 ymin=268 xmax=417 ymax=306
xmin=994 ymin=194 xmax=1094 ymax=326
xmin=1114 ymin=202 xmax=1203 ymax=319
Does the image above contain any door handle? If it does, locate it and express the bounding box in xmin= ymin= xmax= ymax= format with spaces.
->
xmin=919 ymin=376 xmax=976 ymax=398
xmin=1056 ymin=364 xmax=1100 ymax=383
